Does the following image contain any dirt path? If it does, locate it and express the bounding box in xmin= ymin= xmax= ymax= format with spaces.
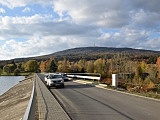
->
xmin=0 ymin=77 xmax=33 ymax=120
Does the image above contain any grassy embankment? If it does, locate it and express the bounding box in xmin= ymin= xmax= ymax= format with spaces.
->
xmin=0 ymin=72 xmax=31 ymax=76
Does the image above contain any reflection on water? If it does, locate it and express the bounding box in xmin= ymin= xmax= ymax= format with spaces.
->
xmin=0 ymin=76 xmax=25 ymax=96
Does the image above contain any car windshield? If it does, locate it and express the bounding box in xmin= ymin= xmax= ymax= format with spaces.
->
xmin=49 ymin=75 xmax=62 ymax=79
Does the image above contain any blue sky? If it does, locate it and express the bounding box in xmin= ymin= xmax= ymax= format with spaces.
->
xmin=0 ymin=0 xmax=160 ymax=60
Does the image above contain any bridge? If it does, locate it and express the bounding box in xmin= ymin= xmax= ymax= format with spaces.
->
xmin=23 ymin=73 xmax=160 ymax=120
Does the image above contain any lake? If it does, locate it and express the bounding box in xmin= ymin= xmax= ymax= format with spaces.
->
xmin=0 ymin=76 xmax=25 ymax=96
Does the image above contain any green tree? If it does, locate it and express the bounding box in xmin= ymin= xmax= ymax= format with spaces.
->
xmin=14 ymin=69 xmax=20 ymax=76
xmin=0 ymin=68 xmax=3 ymax=75
xmin=3 ymin=63 xmax=17 ymax=74
xmin=49 ymin=59 xmax=57 ymax=72
xmin=3 ymin=65 xmax=11 ymax=74
xmin=24 ymin=60 xmax=38 ymax=72
xmin=17 ymin=62 xmax=24 ymax=71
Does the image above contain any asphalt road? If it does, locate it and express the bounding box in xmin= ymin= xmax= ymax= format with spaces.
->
xmin=38 ymin=74 xmax=160 ymax=120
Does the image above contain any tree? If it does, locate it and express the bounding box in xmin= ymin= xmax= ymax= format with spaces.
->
xmin=24 ymin=60 xmax=38 ymax=72
xmin=86 ymin=61 xmax=94 ymax=73
xmin=39 ymin=58 xmax=58 ymax=73
xmin=135 ymin=65 xmax=143 ymax=78
xmin=132 ymin=65 xmax=143 ymax=84
xmin=3 ymin=65 xmax=11 ymax=74
xmin=3 ymin=63 xmax=17 ymax=74
xmin=0 ymin=68 xmax=2 ymax=75
xmin=14 ymin=69 xmax=20 ymax=76
xmin=94 ymin=58 xmax=106 ymax=77
xmin=17 ymin=62 xmax=24 ymax=71
xmin=156 ymin=57 xmax=160 ymax=78
xmin=77 ymin=59 xmax=86 ymax=72
xmin=72 ymin=62 xmax=79 ymax=73
xmin=48 ymin=59 xmax=57 ymax=72
xmin=57 ymin=59 xmax=72 ymax=73
xmin=146 ymin=64 xmax=158 ymax=84
xmin=140 ymin=61 xmax=147 ymax=73
xmin=39 ymin=60 xmax=49 ymax=72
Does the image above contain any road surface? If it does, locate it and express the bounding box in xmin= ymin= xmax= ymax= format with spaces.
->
xmin=39 ymin=74 xmax=160 ymax=120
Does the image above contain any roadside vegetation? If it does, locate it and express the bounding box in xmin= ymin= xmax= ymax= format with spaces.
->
xmin=0 ymin=52 xmax=160 ymax=97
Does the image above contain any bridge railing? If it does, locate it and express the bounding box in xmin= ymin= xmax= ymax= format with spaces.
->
xmin=23 ymin=75 xmax=36 ymax=120
xmin=23 ymin=73 xmax=71 ymax=120
xmin=67 ymin=73 xmax=101 ymax=83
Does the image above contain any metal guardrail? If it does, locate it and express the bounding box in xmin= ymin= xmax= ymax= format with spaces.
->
xmin=23 ymin=75 xmax=36 ymax=120
xmin=67 ymin=73 xmax=101 ymax=81
xmin=23 ymin=73 xmax=71 ymax=120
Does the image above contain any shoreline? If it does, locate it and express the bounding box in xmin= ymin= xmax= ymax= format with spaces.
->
xmin=0 ymin=77 xmax=33 ymax=120
xmin=0 ymin=76 xmax=25 ymax=96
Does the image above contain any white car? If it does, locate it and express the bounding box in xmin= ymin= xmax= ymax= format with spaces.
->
xmin=45 ymin=73 xmax=64 ymax=88
xmin=44 ymin=74 xmax=49 ymax=83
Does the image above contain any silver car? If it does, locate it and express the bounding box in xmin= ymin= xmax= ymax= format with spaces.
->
xmin=46 ymin=73 xmax=64 ymax=88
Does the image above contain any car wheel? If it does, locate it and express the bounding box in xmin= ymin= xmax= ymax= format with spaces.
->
xmin=61 ymin=85 xmax=65 ymax=88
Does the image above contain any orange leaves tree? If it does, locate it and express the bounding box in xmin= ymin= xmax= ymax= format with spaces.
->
xmin=156 ymin=57 xmax=160 ymax=79
xmin=39 ymin=58 xmax=57 ymax=73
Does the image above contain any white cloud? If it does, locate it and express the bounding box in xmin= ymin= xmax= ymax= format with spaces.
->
xmin=0 ymin=0 xmax=160 ymax=60
xmin=132 ymin=9 xmax=160 ymax=29
xmin=141 ymin=38 xmax=160 ymax=51
xmin=0 ymin=8 xmax=5 ymax=14
xmin=0 ymin=15 xmax=54 ymax=39
xmin=98 ymin=28 xmax=151 ymax=48
xmin=53 ymin=0 xmax=130 ymax=28
xmin=0 ymin=35 xmax=89 ymax=60
xmin=22 ymin=7 xmax=31 ymax=13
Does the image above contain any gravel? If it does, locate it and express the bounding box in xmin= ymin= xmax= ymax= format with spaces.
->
xmin=0 ymin=77 xmax=33 ymax=120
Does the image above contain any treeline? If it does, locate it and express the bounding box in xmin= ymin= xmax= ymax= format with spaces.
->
xmin=0 ymin=58 xmax=57 ymax=76
xmin=0 ymin=53 xmax=160 ymax=92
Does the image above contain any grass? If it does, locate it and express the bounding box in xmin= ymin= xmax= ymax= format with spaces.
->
xmin=0 ymin=72 xmax=32 ymax=76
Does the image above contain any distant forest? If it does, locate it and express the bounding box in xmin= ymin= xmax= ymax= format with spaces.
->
xmin=0 ymin=47 xmax=160 ymax=94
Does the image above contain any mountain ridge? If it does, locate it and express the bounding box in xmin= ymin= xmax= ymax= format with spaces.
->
xmin=31 ymin=47 xmax=160 ymax=61
xmin=2 ymin=47 xmax=160 ymax=63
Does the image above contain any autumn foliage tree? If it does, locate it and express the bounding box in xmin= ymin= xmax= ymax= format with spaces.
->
xmin=39 ymin=58 xmax=57 ymax=72
xmin=57 ymin=59 xmax=70 ymax=73
xmin=86 ymin=61 xmax=94 ymax=73
xmin=156 ymin=57 xmax=160 ymax=78
xmin=39 ymin=60 xmax=50 ymax=72
xmin=94 ymin=58 xmax=107 ymax=77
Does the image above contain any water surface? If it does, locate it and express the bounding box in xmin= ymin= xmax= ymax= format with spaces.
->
xmin=0 ymin=76 xmax=25 ymax=96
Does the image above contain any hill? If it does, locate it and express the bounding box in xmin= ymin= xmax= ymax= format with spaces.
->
xmin=31 ymin=47 xmax=160 ymax=61
xmin=1 ymin=47 xmax=160 ymax=64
